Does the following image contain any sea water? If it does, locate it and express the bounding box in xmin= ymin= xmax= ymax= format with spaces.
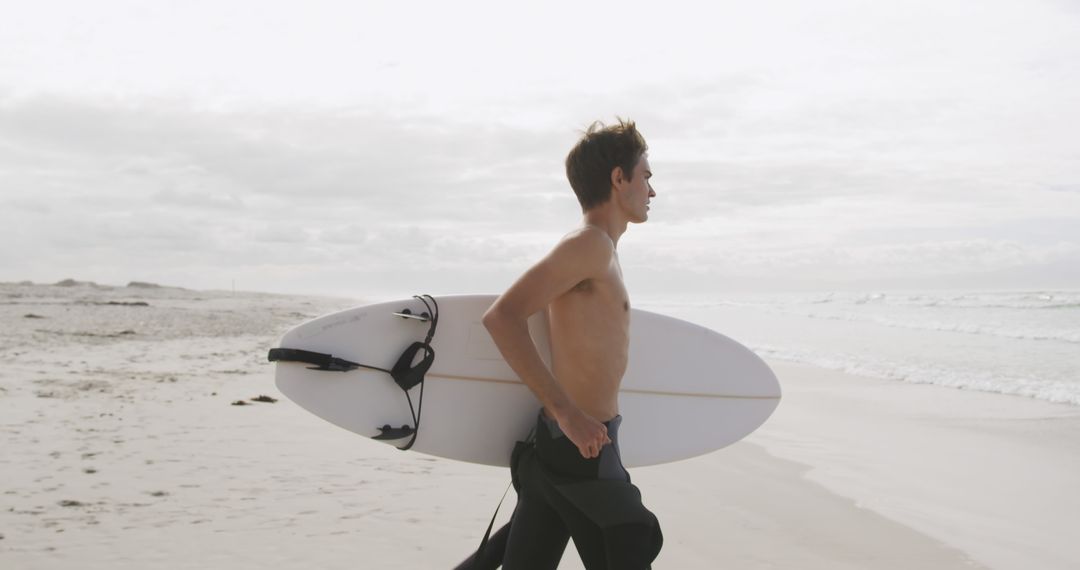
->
xmin=636 ymin=290 xmax=1080 ymax=406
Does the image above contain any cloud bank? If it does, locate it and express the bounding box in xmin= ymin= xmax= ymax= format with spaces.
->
xmin=2 ymin=0 xmax=1078 ymax=296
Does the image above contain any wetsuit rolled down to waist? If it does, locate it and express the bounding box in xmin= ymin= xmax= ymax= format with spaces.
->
xmin=533 ymin=410 xmax=629 ymax=482
xmin=458 ymin=410 xmax=663 ymax=570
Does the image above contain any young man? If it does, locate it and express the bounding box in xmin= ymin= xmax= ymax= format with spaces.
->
xmin=463 ymin=119 xmax=663 ymax=569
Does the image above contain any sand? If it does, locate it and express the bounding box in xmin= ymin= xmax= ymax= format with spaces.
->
xmin=1 ymin=282 xmax=1077 ymax=569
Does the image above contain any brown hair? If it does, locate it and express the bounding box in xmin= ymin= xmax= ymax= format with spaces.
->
xmin=565 ymin=118 xmax=648 ymax=212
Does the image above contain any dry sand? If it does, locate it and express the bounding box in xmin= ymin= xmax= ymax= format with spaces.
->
xmin=1 ymin=282 xmax=1076 ymax=569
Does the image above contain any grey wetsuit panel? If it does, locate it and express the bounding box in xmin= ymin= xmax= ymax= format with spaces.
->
xmin=537 ymin=411 xmax=628 ymax=482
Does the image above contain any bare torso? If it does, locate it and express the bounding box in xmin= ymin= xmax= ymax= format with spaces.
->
xmin=546 ymin=235 xmax=629 ymax=422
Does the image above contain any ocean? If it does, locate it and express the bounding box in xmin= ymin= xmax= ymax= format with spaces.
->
xmin=635 ymin=290 xmax=1080 ymax=406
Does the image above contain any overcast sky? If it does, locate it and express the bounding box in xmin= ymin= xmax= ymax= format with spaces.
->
xmin=2 ymin=0 xmax=1078 ymax=298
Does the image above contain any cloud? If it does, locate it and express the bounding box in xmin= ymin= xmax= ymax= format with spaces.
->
xmin=2 ymin=15 xmax=1079 ymax=299
xmin=0 ymin=95 xmax=587 ymax=289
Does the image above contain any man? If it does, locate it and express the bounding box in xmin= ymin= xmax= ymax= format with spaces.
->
xmin=462 ymin=119 xmax=663 ymax=569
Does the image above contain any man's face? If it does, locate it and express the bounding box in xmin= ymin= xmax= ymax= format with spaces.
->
xmin=622 ymin=155 xmax=655 ymax=223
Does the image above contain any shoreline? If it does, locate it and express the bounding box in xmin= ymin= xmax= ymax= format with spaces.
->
xmin=632 ymin=440 xmax=987 ymax=570
xmin=744 ymin=359 xmax=1080 ymax=570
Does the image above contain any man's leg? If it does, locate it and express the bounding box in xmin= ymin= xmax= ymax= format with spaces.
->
xmin=544 ymin=490 xmax=608 ymax=569
xmin=529 ymin=429 xmax=660 ymax=570
xmin=453 ymin=522 xmax=511 ymax=570
xmin=501 ymin=489 xmax=571 ymax=570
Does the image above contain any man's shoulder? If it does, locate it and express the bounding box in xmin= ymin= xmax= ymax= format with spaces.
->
xmin=538 ymin=226 xmax=613 ymax=277
xmin=557 ymin=225 xmax=614 ymax=254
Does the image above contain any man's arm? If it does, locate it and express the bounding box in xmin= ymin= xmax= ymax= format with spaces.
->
xmin=482 ymin=227 xmax=613 ymax=459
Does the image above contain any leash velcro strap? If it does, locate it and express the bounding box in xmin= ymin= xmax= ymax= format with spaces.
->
xmin=390 ymin=341 xmax=435 ymax=391
xmin=267 ymin=348 xmax=360 ymax=372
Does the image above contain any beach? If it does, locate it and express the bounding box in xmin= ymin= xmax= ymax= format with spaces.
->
xmin=2 ymin=282 xmax=1077 ymax=569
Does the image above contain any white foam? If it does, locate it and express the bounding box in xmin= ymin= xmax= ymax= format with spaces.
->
xmin=793 ymin=311 xmax=1080 ymax=344
xmin=754 ymin=344 xmax=1080 ymax=406
xmin=651 ymin=291 xmax=1080 ymax=345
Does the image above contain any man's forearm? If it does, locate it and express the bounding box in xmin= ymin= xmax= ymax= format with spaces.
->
xmin=482 ymin=310 xmax=574 ymax=418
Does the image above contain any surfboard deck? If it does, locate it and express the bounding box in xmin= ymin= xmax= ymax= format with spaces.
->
xmin=271 ymin=295 xmax=781 ymax=468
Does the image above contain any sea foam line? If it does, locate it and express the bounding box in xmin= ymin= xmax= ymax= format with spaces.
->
xmin=791 ymin=311 xmax=1080 ymax=344
xmin=754 ymin=344 xmax=1080 ymax=407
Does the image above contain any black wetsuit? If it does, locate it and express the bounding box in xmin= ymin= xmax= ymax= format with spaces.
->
xmin=457 ymin=411 xmax=663 ymax=569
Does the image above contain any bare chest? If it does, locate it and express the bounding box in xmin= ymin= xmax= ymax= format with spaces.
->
xmin=560 ymin=258 xmax=629 ymax=316
xmin=546 ymin=257 xmax=630 ymax=355
xmin=545 ymin=257 xmax=630 ymax=417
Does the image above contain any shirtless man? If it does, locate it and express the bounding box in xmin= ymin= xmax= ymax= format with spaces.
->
xmin=471 ymin=119 xmax=662 ymax=569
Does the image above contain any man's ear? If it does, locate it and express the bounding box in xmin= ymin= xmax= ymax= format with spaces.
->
xmin=610 ymin=166 xmax=625 ymax=190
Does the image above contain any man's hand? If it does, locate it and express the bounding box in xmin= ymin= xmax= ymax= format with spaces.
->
xmin=553 ymin=406 xmax=612 ymax=459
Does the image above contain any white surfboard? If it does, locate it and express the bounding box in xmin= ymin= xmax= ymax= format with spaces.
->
xmin=271 ymin=295 xmax=780 ymax=468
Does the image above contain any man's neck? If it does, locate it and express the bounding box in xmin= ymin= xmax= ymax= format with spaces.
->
xmin=582 ymin=209 xmax=629 ymax=248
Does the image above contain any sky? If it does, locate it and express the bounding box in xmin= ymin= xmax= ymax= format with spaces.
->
xmin=1 ymin=0 xmax=1078 ymax=298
